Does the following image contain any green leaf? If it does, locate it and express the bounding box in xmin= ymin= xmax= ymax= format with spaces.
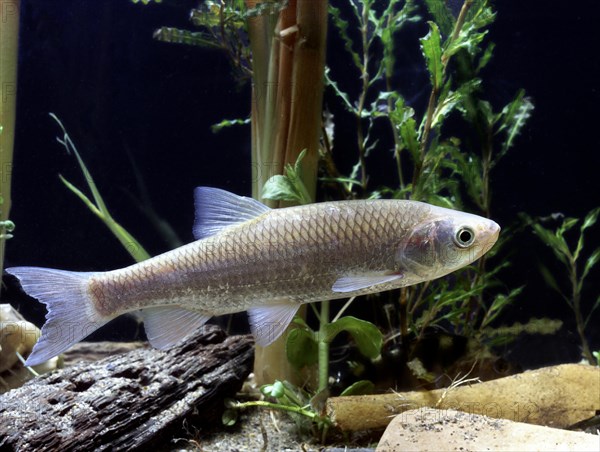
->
xmin=493 ymin=90 xmax=534 ymax=166
xmin=211 ymin=117 xmax=250 ymax=133
xmin=420 ymin=22 xmax=443 ymax=91
xmin=538 ymin=264 xmax=562 ymax=294
xmin=262 ymin=149 xmax=312 ymax=205
xmin=581 ymin=207 xmax=600 ymax=231
xmin=427 ymin=194 xmax=456 ymax=210
xmin=575 ymin=207 xmax=600 ymax=260
xmin=339 ymin=380 xmax=375 ymax=397
xmin=476 ymin=42 xmax=495 ymax=73
xmin=261 ymin=380 xmax=285 ymax=399
xmin=319 ymin=176 xmax=362 ymax=188
xmin=262 ymin=175 xmax=298 ymax=202
xmin=423 ymin=0 xmax=455 ymax=36
xmin=559 ymin=217 xmax=579 ymax=235
xmin=323 ymin=316 xmax=383 ymax=359
xmin=389 ymin=95 xmax=420 ymax=162
xmin=445 ymin=4 xmax=496 ymax=59
xmin=222 ymin=408 xmax=238 ymax=426
xmin=444 ymin=27 xmax=488 ymax=60
xmin=481 ymin=287 xmax=522 ymax=329
xmin=286 ymin=328 xmax=318 ymax=369
xmin=329 ymin=5 xmax=362 ymax=72
xmin=531 ymin=223 xmax=570 ymax=265
xmin=581 ymin=247 xmax=600 ymax=282
xmin=153 ymin=27 xmax=218 ymax=48
xmin=325 ymin=67 xmax=355 ymax=113
xmin=432 ymin=79 xmax=481 ymax=128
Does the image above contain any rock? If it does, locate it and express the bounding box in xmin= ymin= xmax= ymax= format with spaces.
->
xmin=0 ymin=325 xmax=254 ymax=451
xmin=377 ymin=408 xmax=599 ymax=452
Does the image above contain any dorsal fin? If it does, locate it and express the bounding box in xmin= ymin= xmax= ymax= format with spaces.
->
xmin=193 ymin=187 xmax=271 ymax=240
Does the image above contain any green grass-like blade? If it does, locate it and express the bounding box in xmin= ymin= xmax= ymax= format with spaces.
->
xmin=51 ymin=114 xmax=151 ymax=263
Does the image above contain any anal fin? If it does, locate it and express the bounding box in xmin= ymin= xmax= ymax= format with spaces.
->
xmin=140 ymin=306 xmax=212 ymax=350
xmin=247 ymin=302 xmax=300 ymax=346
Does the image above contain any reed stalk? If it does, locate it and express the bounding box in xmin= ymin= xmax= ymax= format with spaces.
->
xmin=246 ymin=0 xmax=327 ymax=385
xmin=0 ymin=0 xmax=20 ymax=294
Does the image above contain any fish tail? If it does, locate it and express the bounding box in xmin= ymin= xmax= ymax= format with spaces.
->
xmin=6 ymin=267 xmax=109 ymax=366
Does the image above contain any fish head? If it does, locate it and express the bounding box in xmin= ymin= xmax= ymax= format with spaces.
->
xmin=398 ymin=206 xmax=500 ymax=280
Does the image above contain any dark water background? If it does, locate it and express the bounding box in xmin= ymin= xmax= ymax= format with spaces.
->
xmin=4 ymin=0 xmax=600 ymax=368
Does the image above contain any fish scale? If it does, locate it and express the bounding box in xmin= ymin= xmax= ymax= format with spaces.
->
xmin=6 ymin=187 xmax=500 ymax=366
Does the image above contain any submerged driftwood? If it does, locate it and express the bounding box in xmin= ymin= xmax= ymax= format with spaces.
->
xmin=0 ymin=325 xmax=254 ymax=451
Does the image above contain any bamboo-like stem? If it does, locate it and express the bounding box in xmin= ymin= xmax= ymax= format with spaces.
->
xmin=249 ymin=0 xmax=328 ymax=386
xmin=282 ymin=0 xmax=327 ymax=202
xmin=0 ymin=0 xmax=20 ymax=293
xmin=246 ymin=0 xmax=280 ymax=202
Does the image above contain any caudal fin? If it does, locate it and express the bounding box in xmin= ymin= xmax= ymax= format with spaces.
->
xmin=5 ymin=267 xmax=109 ymax=366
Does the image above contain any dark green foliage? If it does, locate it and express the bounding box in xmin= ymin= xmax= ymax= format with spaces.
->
xmin=524 ymin=208 xmax=600 ymax=363
xmin=324 ymin=0 xmax=534 ymax=361
xmin=150 ymin=1 xmax=258 ymax=82
xmin=285 ymin=315 xmax=383 ymax=370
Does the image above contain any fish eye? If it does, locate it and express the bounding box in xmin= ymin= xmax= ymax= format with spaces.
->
xmin=454 ymin=226 xmax=475 ymax=248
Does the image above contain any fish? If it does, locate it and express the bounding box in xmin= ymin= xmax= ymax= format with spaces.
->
xmin=6 ymin=187 xmax=500 ymax=366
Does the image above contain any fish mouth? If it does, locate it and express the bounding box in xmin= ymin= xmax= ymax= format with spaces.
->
xmin=477 ymin=220 xmax=501 ymax=257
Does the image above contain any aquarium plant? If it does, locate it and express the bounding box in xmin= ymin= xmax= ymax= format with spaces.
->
xmin=526 ymin=208 xmax=600 ymax=364
xmin=321 ymin=0 xmax=533 ymax=374
xmin=0 ymin=0 xmax=20 ymax=292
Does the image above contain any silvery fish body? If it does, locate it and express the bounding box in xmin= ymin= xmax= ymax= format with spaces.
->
xmin=7 ymin=187 xmax=500 ymax=366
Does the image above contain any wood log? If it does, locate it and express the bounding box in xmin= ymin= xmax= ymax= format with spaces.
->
xmin=327 ymin=364 xmax=600 ymax=432
xmin=0 ymin=325 xmax=254 ymax=451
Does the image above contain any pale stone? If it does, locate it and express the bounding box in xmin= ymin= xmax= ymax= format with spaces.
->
xmin=377 ymin=408 xmax=599 ymax=452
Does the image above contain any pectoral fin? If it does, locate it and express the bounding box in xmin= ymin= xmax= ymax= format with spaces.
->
xmin=332 ymin=273 xmax=404 ymax=293
xmin=247 ymin=302 xmax=301 ymax=346
xmin=141 ymin=306 xmax=212 ymax=349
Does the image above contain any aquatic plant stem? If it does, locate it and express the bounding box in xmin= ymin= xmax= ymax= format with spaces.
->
xmin=570 ymin=256 xmax=593 ymax=363
xmin=356 ymin=3 xmax=371 ymax=191
xmin=318 ymin=301 xmax=330 ymax=393
xmin=0 ymin=0 xmax=20 ymax=294
xmin=234 ymin=399 xmax=318 ymax=420
xmin=386 ymin=77 xmax=405 ymax=190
